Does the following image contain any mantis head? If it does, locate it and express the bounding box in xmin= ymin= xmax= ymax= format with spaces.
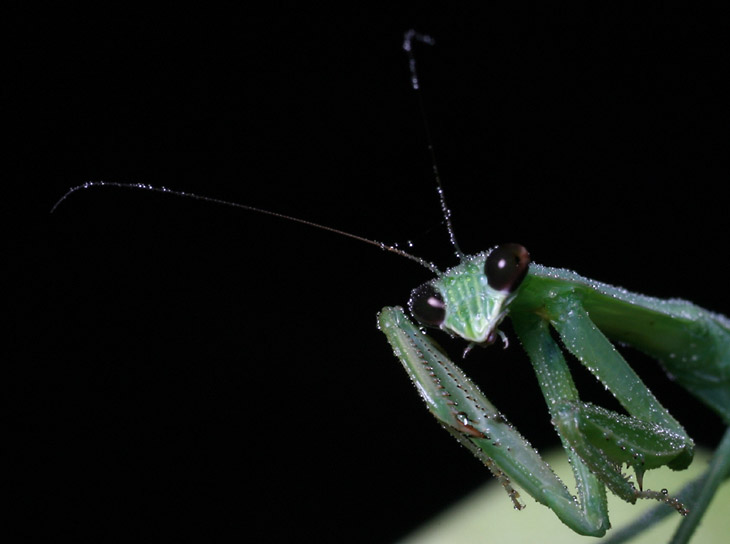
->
xmin=408 ymin=243 xmax=530 ymax=345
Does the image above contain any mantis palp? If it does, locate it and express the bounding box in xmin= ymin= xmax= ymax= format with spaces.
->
xmin=50 ymin=35 xmax=730 ymax=544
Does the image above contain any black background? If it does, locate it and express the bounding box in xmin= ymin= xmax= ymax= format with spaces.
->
xmin=10 ymin=6 xmax=729 ymax=542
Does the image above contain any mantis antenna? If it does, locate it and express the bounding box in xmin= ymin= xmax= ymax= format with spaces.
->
xmin=51 ymin=31 xmax=456 ymax=276
xmin=403 ymin=29 xmax=464 ymax=260
xmin=51 ymin=181 xmax=441 ymax=274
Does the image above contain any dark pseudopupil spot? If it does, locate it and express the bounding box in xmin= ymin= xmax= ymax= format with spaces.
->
xmin=485 ymin=243 xmax=530 ymax=292
xmin=409 ymin=283 xmax=446 ymax=327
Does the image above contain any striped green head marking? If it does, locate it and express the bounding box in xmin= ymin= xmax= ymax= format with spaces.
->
xmin=408 ymin=244 xmax=530 ymax=345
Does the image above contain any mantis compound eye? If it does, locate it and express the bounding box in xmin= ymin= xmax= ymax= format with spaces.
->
xmin=409 ymin=283 xmax=446 ymax=327
xmin=485 ymin=243 xmax=530 ymax=292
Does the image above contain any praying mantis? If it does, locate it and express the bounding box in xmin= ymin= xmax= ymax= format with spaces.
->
xmin=49 ymin=33 xmax=730 ymax=544
xmin=53 ymin=160 xmax=730 ymax=544
xmin=379 ymin=245 xmax=730 ymax=541
xmin=385 ymin=33 xmax=730 ymax=541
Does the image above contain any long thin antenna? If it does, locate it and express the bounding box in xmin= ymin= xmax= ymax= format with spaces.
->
xmin=51 ymin=181 xmax=441 ymax=274
xmin=403 ymin=30 xmax=464 ymax=260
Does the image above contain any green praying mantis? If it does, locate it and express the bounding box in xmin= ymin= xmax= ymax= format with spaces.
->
xmin=379 ymin=246 xmax=730 ymax=541
xmin=380 ymin=33 xmax=730 ymax=542
xmin=52 ymin=33 xmax=730 ymax=544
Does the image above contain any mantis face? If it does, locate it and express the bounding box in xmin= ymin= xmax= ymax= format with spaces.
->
xmin=408 ymin=243 xmax=530 ymax=344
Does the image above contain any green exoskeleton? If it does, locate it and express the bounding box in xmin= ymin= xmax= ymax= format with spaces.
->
xmin=378 ymin=242 xmax=730 ymax=542
xmin=376 ymin=32 xmax=730 ymax=542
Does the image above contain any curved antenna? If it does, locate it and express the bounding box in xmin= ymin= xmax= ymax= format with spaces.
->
xmin=51 ymin=181 xmax=441 ymax=274
xmin=403 ymin=30 xmax=464 ymax=260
